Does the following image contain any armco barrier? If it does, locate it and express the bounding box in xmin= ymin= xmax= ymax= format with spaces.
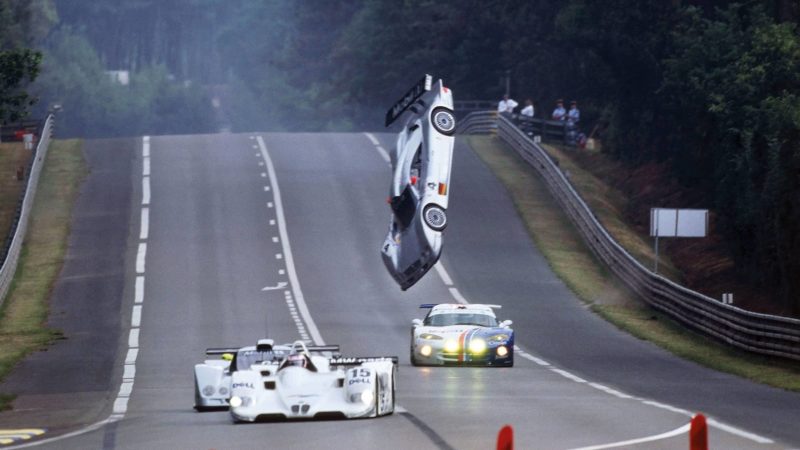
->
xmin=0 ymin=114 xmax=54 ymax=308
xmin=458 ymin=111 xmax=800 ymax=361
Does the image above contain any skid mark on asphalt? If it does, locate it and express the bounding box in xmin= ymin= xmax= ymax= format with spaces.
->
xmin=0 ymin=430 xmax=45 ymax=446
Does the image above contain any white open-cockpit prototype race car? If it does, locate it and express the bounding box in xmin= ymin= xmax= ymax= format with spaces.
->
xmin=381 ymin=74 xmax=455 ymax=291
xmin=411 ymin=304 xmax=514 ymax=367
xmin=228 ymin=341 xmax=397 ymax=422
xmin=193 ymin=339 xmax=339 ymax=411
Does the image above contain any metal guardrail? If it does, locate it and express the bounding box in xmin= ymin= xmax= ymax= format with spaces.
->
xmin=459 ymin=111 xmax=800 ymax=361
xmin=0 ymin=115 xmax=54 ymax=308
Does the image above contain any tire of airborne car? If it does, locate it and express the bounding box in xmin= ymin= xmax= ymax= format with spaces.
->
xmin=423 ymin=204 xmax=447 ymax=231
xmin=430 ymin=107 xmax=456 ymax=136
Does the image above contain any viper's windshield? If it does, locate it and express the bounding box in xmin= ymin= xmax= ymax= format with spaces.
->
xmin=424 ymin=313 xmax=497 ymax=327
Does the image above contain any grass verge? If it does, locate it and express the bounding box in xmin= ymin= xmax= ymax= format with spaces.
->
xmin=0 ymin=139 xmax=87 ymax=410
xmin=466 ymin=135 xmax=800 ymax=391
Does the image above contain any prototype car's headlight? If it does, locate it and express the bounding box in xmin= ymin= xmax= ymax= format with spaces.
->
xmin=496 ymin=346 xmax=509 ymax=357
xmin=444 ymin=339 xmax=459 ymax=353
xmin=360 ymin=390 xmax=375 ymax=405
xmin=420 ymin=345 xmax=432 ymax=356
xmin=229 ymin=396 xmax=243 ymax=408
xmin=468 ymin=338 xmax=487 ymax=354
xmin=202 ymin=385 xmax=215 ymax=396
xmin=420 ymin=333 xmax=442 ymax=340
xmin=431 ymin=107 xmax=456 ymax=135
xmin=488 ymin=334 xmax=510 ymax=342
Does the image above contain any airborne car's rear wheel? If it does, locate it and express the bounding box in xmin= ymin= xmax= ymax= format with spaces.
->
xmin=423 ymin=204 xmax=447 ymax=231
xmin=431 ymin=107 xmax=456 ymax=136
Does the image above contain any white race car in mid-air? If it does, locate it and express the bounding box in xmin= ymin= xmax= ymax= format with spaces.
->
xmin=193 ymin=339 xmax=338 ymax=410
xmin=229 ymin=341 xmax=397 ymax=422
xmin=410 ymin=304 xmax=514 ymax=367
xmin=381 ymin=74 xmax=455 ymax=291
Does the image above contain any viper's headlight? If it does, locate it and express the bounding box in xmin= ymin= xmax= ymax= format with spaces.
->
xmin=360 ymin=390 xmax=374 ymax=405
xmin=420 ymin=333 xmax=442 ymax=340
xmin=468 ymin=338 xmax=487 ymax=354
xmin=443 ymin=339 xmax=459 ymax=353
xmin=489 ymin=334 xmax=510 ymax=342
xmin=202 ymin=385 xmax=215 ymax=396
xmin=229 ymin=396 xmax=243 ymax=408
xmin=420 ymin=345 xmax=432 ymax=356
xmin=496 ymin=345 xmax=509 ymax=357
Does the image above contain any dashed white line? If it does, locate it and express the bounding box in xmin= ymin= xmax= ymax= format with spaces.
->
xmin=142 ymin=177 xmax=150 ymax=205
xmin=269 ymin=219 xmax=276 ymax=226
xmin=112 ymin=398 xmax=129 ymax=414
xmin=139 ymin=208 xmax=149 ymax=240
xmin=142 ymin=136 xmax=150 ymax=157
xmin=134 ymin=276 xmax=144 ymax=304
xmin=256 ymin=136 xmax=325 ymax=345
xmin=125 ymin=349 xmax=138 ymax=365
xmin=135 ymin=243 xmax=147 ymax=274
xmin=272 ymin=236 xmax=279 ymax=243
xmin=123 ymin=364 xmax=135 ymax=379
xmin=128 ymin=328 xmax=140 ymax=348
xmin=142 ymin=157 xmax=150 ymax=177
xmin=118 ymin=381 xmax=133 ymax=398
xmin=131 ymin=305 xmax=142 ymax=327
xmin=260 ymin=172 xmax=267 ymax=178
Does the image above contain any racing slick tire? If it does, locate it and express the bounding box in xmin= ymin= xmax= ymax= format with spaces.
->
xmin=423 ymin=204 xmax=447 ymax=231
xmin=431 ymin=107 xmax=456 ymax=136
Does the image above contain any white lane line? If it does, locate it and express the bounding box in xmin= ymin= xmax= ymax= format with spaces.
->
xmin=142 ymin=177 xmax=150 ymax=205
xmin=364 ymin=132 xmax=380 ymax=145
xmin=279 ymin=269 xmax=285 ymax=275
xmin=142 ymin=136 xmax=150 ymax=157
xmin=134 ymin=276 xmax=144 ymax=304
xmin=640 ymin=400 xmax=692 ymax=416
xmin=142 ymin=157 xmax=150 ymax=176
xmin=131 ymin=305 xmax=142 ymax=327
xmin=447 ymin=287 xmax=469 ymax=305
xmin=260 ymin=172 xmax=267 ymax=178
xmin=112 ymin=398 xmax=128 ymax=414
xmin=256 ymin=136 xmax=325 ymax=345
xmin=123 ymin=364 xmax=135 ymax=380
xmin=118 ymin=381 xmax=133 ymax=398
xmin=568 ymin=423 xmax=690 ymax=450
xmin=706 ymin=418 xmax=774 ymax=444
xmin=125 ymin=349 xmax=138 ymax=365
xmin=267 ymin=202 xmax=274 ymax=208
xmin=263 ymin=186 xmax=270 ymax=192
xmin=275 ymin=253 xmax=283 ymax=260
xmin=550 ymin=368 xmax=587 ymax=383
xmin=588 ymin=383 xmax=632 ymax=399
xmin=135 ymin=243 xmax=147 ymax=273
xmin=433 ymin=262 xmax=453 ymax=286
xmin=269 ymin=219 xmax=276 ymax=226
xmin=139 ymin=208 xmax=149 ymax=240
xmin=128 ymin=328 xmax=140 ymax=348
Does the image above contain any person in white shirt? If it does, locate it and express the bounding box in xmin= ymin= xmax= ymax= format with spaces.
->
xmin=567 ymin=100 xmax=580 ymax=125
xmin=551 ymin=99 xmax=566 ymax=121
xmin=497 ymin=95 xmax=518 ymax=116
xmin=520 ymin=99 xmax=534 ymax=118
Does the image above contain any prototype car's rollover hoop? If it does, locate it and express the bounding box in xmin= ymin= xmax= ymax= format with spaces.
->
xmin=431 ymin=107 xmax=456 ymax=136
xmin=423 ymin=204 xmax=447 ymax=231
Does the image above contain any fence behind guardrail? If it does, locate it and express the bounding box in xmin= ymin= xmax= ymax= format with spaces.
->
xmin=458 ymin=111 xmax=800 ymax=361
xmin=0 ymin=114 xmax=54 ymax=308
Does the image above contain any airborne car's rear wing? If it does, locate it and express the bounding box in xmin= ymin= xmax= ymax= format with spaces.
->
xmin=385 ymin=74 xmax=433 ymax=127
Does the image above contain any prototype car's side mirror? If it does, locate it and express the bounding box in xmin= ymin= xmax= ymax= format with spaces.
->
xmin=412 ymin=319 xmax=423 ymax=327
xmin=499 ymin=320 xmax=513 ymax=328
xmin=222 ymin=353 xmax=234 ymax=361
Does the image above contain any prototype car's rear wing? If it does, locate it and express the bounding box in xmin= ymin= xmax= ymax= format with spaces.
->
xmin=329 ymin=356 xmax=399 ymax=366
xmin=385 ymin=74 xmax=433 ymax=127
xmin=205 ymin=345 xmax=341 ymax=356
xmin=418 ymin=304 xmax=502 ymax=309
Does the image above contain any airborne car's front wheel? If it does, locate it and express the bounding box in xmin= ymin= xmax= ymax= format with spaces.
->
xmin=423 ymin=204 xmax=447 ymax=231
xmin=431 ymin=107 xmax=456 ymax=136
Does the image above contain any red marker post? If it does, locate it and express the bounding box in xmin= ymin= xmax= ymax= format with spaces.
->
xmin=690 ymin=413 xmax=708 ymax=450
xmin=497 ymin=424 xmax=513 ymax=450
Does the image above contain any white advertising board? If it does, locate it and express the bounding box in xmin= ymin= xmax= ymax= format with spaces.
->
xmin=650 ymin=208 xmax=708 ymax=238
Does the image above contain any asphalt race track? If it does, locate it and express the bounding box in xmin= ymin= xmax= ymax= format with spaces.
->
xmin=1 ymin=131 xmax=799 ymax=449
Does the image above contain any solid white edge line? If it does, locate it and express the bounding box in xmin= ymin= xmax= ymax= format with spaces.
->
xmin=142 ymin=177 xmax=150 ymax=205
xmin=433 ymin=262 xmax=453 ymax=286
xmin=142 ymin=157 xmax=150 ymax=176
xmin=118 ymin=381 xmax=133 ymax=398
xmin=112 ymin=398 xmax=128 ymax=414
xmin=256 ymin=136 xmax=325 ymax=345
xmin=3 ymin=417 xmax=118 ymax=449
xmin=706 ymin=418 xmax=774 ymax=444
xmin=447 ymin=287 xmax=469 ymax=305
xmin=135 ymin=243 xmax=146 ymax=274
xmin=139 ymin=207 xmax=149 ymax=240
xmin=568 ymin=423 xmax=691 ymax=450
xmin=123 ymin=364 xmax=135 ymax=379
xmin=125 ymin=348 xmax=138 ymax=365
xmin=374 ymin=145 xmax=390 ymax=163
xmin=134 ymin=276 xmax=144 ymax=304
xmin=364 ymin=132 xmax=379 ymax=146
xmin=550 ymin=368 xmax=587 ymax=383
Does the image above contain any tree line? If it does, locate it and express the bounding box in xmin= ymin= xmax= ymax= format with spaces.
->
xmin=1 ymin=0 xmax=799 ymax=314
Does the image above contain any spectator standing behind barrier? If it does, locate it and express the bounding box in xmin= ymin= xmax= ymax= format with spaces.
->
xmin=520 ymin=99 xmax=534 ymax=118
xmin=567 ymin=100 xmax=580 ymax=125
xmin=497 ymin=94 xmax=518 ymax=117
xmin=551 ymin=99 xmax=566 ymax=121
